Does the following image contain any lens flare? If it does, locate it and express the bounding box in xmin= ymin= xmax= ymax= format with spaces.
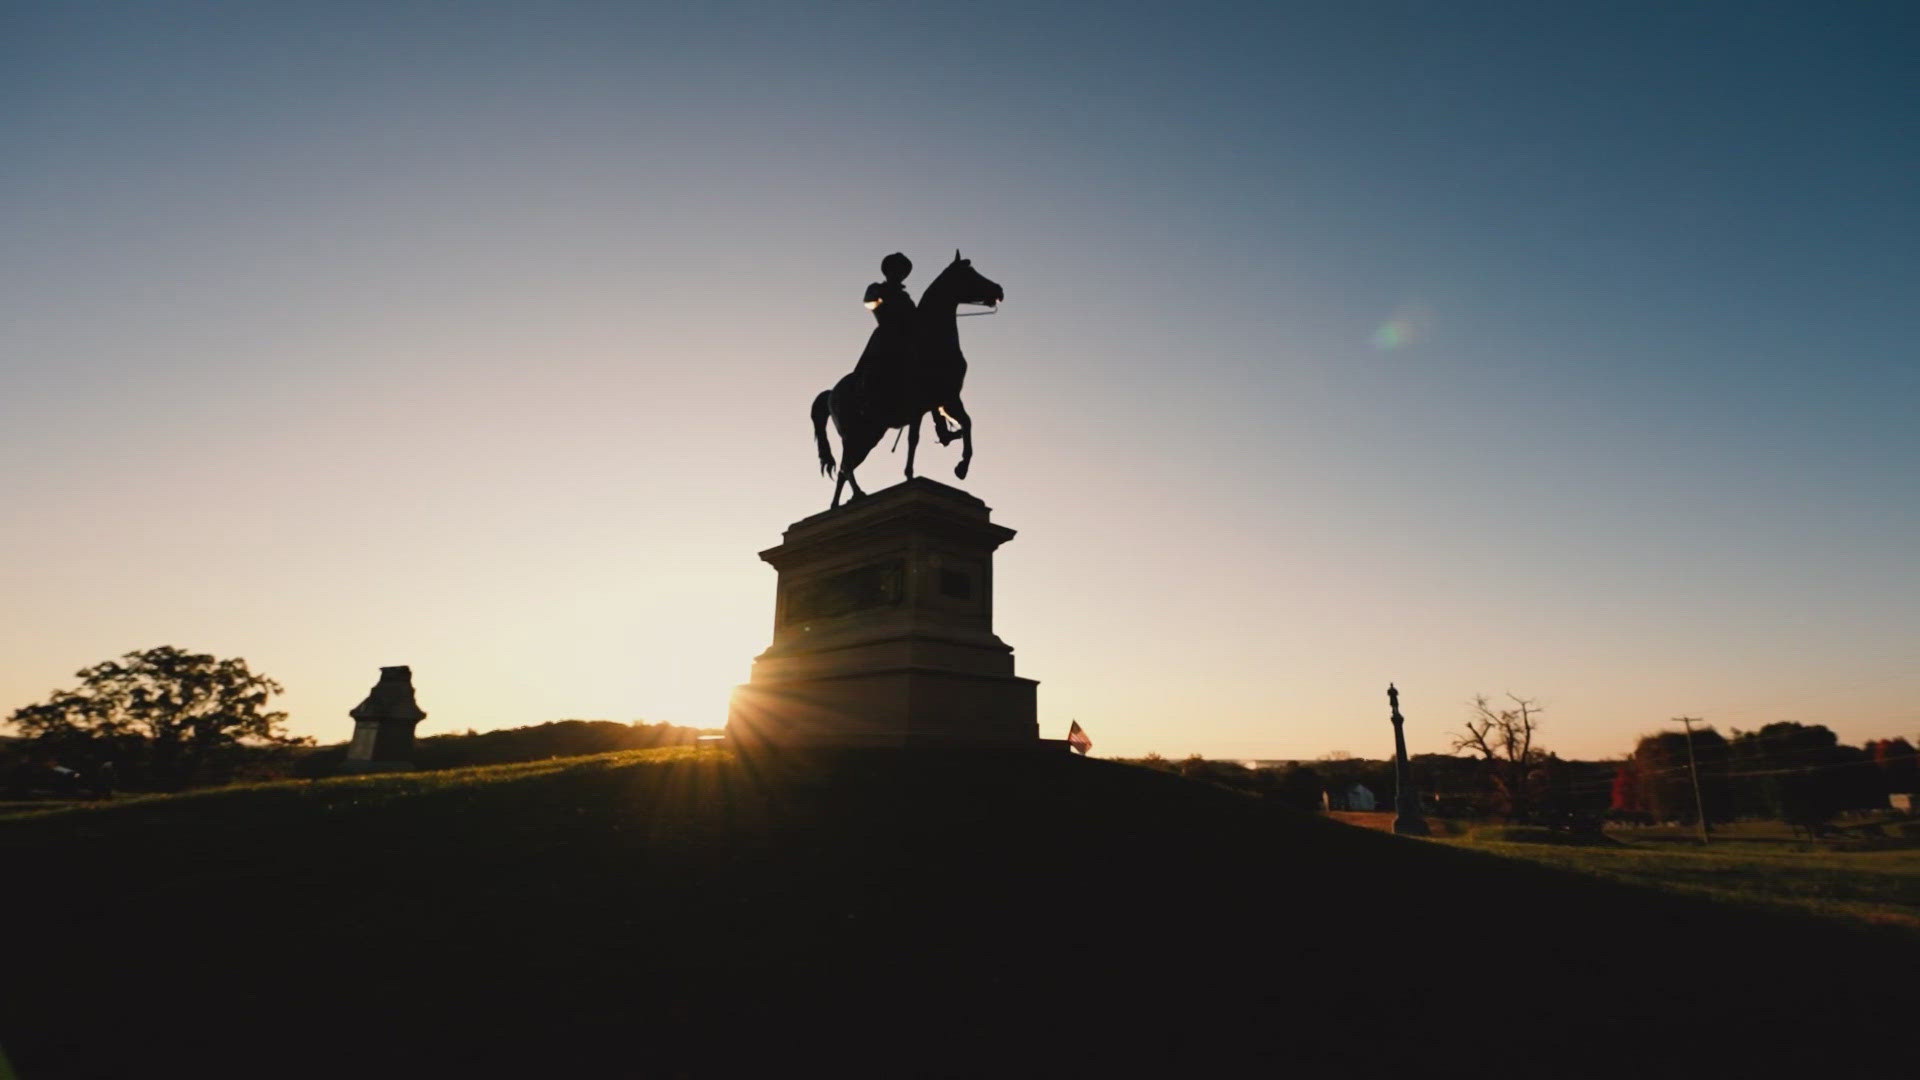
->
xmin=1370 ymin=304 xmax=1432 ymax=350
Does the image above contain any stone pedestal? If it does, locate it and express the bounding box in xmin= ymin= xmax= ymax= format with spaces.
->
xmin=342 ymin=666 xmax=426 ymax=773
xmin=727 ymin=479 xmax=1042 ymax=750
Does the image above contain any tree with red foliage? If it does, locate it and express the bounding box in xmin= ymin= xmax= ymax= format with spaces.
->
xmin=1609 ymin=764 xmax=1640 ymax=812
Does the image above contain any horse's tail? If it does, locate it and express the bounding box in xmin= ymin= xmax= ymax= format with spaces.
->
xmin=811 ymin=389 xmax=836 ymax=477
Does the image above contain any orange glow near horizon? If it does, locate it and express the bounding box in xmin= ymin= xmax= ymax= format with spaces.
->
xmin=3 ymin=9 xmax=1916 ymax=763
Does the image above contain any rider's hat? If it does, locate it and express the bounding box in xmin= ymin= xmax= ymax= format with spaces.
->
xmin=881 ymin=252 xmax=912 ymax=283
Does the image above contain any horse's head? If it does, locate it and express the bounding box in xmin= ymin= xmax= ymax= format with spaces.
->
xmin=939 ymin=249 xmax=1004 ymax=309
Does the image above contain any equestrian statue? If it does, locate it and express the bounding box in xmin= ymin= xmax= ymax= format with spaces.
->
xmin=810 ymin=250 xmax=1004 ymax=509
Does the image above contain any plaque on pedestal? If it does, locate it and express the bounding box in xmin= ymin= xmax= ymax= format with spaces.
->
xmin=727 ymin=478 xmax=1045 ymax=750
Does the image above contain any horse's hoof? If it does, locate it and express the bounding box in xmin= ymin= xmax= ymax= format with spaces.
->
xmin=955 ymin=461 xmax=970 ymax=480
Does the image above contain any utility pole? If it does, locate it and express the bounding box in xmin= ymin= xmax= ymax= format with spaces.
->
xmin=1676 ymin=716 xmax=1709 ymax=845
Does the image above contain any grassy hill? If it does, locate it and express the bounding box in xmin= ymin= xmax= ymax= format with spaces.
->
xmin=5 ymin=748 xmax=1913 ymax=1077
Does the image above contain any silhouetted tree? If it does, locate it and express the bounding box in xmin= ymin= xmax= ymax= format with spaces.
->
xmin=1271 ymin=765 xmax=1326 ymax=812
xmin=1450 ymin=694 xmax=1547 ymax=820
xmin=1312 ymin=757 xmax=1397 ymax=810
xmin=1537 ymin=752 xmax=1575 ymax=815
xmin=1629 ymin=728 xmax=1731 ymax=824
xmin=1409 ymin=753 xmax=1493 ymax=817
xmin=8 ymin=646 xmax=303 ymax=789
xmin=1867 ymin=738 xmax=1917 ymax=798
xmin=1728 ymin=723 xmax=1881 ymax=829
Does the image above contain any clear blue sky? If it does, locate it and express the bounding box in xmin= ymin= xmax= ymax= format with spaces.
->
xmin=3 ymin=1 xmax=1915 ymax=759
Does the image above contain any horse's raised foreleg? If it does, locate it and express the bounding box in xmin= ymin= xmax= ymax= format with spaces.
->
xmin=904 ymin=413 xmax=922 ymax=479
xmin=943 ymin=397 xmax=974 ymax=480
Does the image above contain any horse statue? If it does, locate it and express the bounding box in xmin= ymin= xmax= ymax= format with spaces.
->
xmin=809 ymin=251 xmax=1004 ymax=509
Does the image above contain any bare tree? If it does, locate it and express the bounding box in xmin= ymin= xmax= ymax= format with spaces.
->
xmin=1450 ymin=694 xmax=1545 ymax=819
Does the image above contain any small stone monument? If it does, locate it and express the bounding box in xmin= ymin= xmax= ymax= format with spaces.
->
xmin=342 ymin=666 xmax=427 ymax=772
xmin=1387 ymin=683 xmax=1430 ymax=836
xmin=727 ymin=478 xmax=1049 ymax=750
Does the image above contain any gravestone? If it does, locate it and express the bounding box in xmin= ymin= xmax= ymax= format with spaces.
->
xmin=727 ymin=478 xmax=1049 ymax=749
xmin=342 ymin=665 xmax=427 ymax=772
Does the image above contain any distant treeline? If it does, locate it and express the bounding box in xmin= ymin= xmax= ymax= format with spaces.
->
xmin=1124 ymin=753 xmax=1614 ymax=820
xmin=1609 ymin=724 xmax=1914 ymax=828
xmin=4 ymin=645 xmax=732 ymax=797
xmin=4 ymin=719 xmax=715 ymax=796
xmin=292 ymin=719 xmax=716 ymax=778
xmin=1129 ymin=721 xmax=1918 ymax=829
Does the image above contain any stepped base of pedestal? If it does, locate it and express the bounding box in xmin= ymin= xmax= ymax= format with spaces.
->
xmin=727 ymin=666 xmax=1038 ymax=750
xmin=729 ymin=479 xmax=1047 ymax=754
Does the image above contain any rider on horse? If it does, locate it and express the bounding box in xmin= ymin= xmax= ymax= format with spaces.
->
xmin=812 ymin=250 xmax=1002 ymax=507
xmin=856 ymin=252 xmax=915 ymax=381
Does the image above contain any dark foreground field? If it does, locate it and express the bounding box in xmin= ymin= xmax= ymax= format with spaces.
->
xmin=5 ymin=749 xmax=1913 ymax=1077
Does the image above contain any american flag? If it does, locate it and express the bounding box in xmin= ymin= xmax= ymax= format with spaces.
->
xmin=1067 ymin=721 xmax=1092 ymax=756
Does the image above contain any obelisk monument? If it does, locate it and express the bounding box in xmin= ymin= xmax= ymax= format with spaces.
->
xmin=1388 ymin=683 xmax=1430 ymax=835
